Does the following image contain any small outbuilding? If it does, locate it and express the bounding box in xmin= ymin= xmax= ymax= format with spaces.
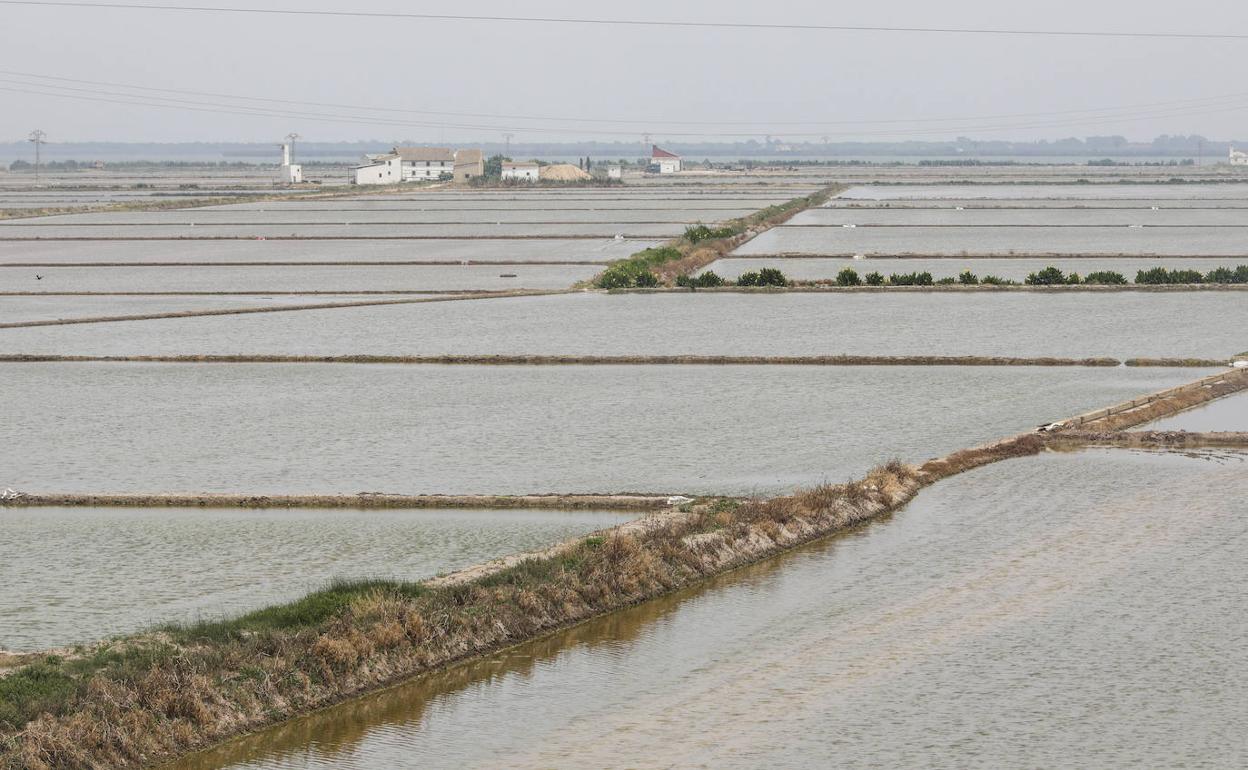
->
xmin=502 ymin=161 xmax=541 ymax=181
xmin=453 ymin=149 xmax=484 ymax=182
xmin=650 ymin=145 xmax=681 ymax=174
xmin=1230 ymin=147 xmax=1248 ymax=166
xmin=352 ymin=153 xmax=401 ymax=185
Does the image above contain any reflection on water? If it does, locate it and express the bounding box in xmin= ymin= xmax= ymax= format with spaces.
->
xmin=1146 ymin=391 xmax=1248 ymax=432
xmin=0 ymin=507 xmax=633 ymax=651
xmin=175 ymin=449 xmax=1248 ymax=769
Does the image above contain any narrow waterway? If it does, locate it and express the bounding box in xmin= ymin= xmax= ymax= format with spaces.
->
xmin=172 ymin=448 xmax=1248 ymax=769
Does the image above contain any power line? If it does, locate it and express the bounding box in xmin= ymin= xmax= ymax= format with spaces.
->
xmin=4 ymin=68 xmax=1248 ymax=129
xmin=6 ymin=81 xmax=1248 ymax=140
xmin=1 ymin=1 xmax=1246 ymax=41
xmin=4 ymin=70 xmax=1248 ymax=138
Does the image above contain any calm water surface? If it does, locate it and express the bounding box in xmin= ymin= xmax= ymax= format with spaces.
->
xmin=794 ymin=207 xmax=1248 ymax=226
xmin=0 ymin=295 xmax=414 ymax=324
xmin=0 ymin=293 xmax=1242 ymax=359
xmin=0 ymin=264 xmax=596 ymax=293
xmin=0 ymin=363 xmax=1212 ymax=496
xmin=0 ymin=507 xmax=633 ymax=652
xmin=171 ymin=449 xmax=1248 ymax=769
xmin=1147 ymin=391 xmax=1248 ymax=431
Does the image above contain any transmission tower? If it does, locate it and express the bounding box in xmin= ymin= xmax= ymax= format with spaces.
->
xmin=28 ymin=130 xmax=46 ymax=183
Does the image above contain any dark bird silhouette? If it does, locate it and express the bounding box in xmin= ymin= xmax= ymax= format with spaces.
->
xmin=35 ymin=274 xmax=42 ymax=280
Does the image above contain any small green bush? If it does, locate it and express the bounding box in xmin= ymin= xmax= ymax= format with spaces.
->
xmin=935 ymin=276 xmax=957 ymax=285
xmin=957 ymin=270 xmax=979 ymax=285
xmin=1084 ymin=270 xmax=1127 ymax=285
xmin=757 ymin=267 xmax=788 ymax=286
xmin=737 ymin=271 xmax=761 ymax=286
xmin=684 ymin=223 xmax=741 ymax=243
xmin=633 ymin=270 xmax=659 ymax=287
xmin=676 ymin=271 xmax=725 ymax=288
xmin=1136 ymin=266 xmax=1204 ymax=284
xmin=864 ymin=271 xmax=884 ymax=286
xmin=888 ymin=271 xmax=933 ymax=286
xmin=1025 ymin=266 xmax=1070 ymax=285
xmin=836 ymin=268 xmax=861 ymax=286
xmin=979 ymin=274 xmax=1015 ymax=285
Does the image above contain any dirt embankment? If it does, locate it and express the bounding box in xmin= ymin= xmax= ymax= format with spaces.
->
xmin=0 ymin=354 xmax=1123 ymax=367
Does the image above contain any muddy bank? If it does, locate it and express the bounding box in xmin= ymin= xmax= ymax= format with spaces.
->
xmin=0 ymin=353 xmax=1123 ymax=367
xmin=0 ymin=492 xmax=674 ymax=512
xmin=1053 ymin=430 xmax=1248 ymax=449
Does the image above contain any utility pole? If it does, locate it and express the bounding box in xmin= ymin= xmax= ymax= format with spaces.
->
xmin=502 ymin=132 xmax=514 ymax=156
xmin=285 ymin=132 xmax=300 ymax=164
xmin=28 ymin=129 xmax=46 ymax=183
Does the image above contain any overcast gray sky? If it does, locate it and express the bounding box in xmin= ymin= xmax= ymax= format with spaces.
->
xmin=2 ymin=0 xmax=1247 ymax=144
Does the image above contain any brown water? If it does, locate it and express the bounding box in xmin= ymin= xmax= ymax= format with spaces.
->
xmin=171 ymin=448 xmax=1248 ymax=769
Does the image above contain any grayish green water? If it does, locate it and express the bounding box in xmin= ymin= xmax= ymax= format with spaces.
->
xmin=0 ymin=238 xmax=661 ymax=265
xmin=839 ymin=184 xmax=1248 ymax=200
xmin=1146 ymin=391 xmax=1248 ymax=431
xmin=0 ymin=507 xmax=633 ymax=652
xmin=0 ymin=293 xmax=1242 ymax=359
xmin=795 ymin=207 xmax=1248 ymax=226
xmin=0 ymin=264 xmax=597 ymax=293
xmin=171 ymin=449 xmax=1248 ymax=769
xmin=0 ymin=363 xmax=1212 ymax=496
xmin=0 ymin=295 xmax=415 ymax=324
xmin=736 ymin=225 xmax=1248 ymax=257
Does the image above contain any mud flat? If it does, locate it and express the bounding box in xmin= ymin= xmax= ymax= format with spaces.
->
xmin=0 ymin=292 xmax=1241 ymax=360
xmin=0 ymin=363 xmax=1214 ymax=497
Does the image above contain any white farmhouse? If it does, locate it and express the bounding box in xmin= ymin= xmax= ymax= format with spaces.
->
xmin=395 ymin=147 xmax=456 ymax=180
xmin=1230 ymin=147 xmax=1248 ymax=166
xmin=502 ymin=161 xmax=540 ymax=181
xmin=352 ymin=153 xmax=401 ymax=185
xmin=650 ymin=145 xmax=681 ymax=174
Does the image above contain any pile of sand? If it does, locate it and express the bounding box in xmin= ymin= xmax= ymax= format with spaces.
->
xmin=539 ymin=164 xmax=592 ymax=181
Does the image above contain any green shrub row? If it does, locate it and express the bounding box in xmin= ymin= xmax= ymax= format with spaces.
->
xmin=675 ymin=267 xmax=788 ymax=289
xmin=684 ymin=223 xmax=743 ymax=243
xmin=1136 ymin=265 xmax=1248 ymax=284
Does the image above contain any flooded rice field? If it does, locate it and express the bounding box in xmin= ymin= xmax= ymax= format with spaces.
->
xmin=1145 ymin=391 xmax=1248 ymax=431
xmin=171 ymin=448 xmax=1248 ymax=770
xmin=0 ymin=238 xmax=655 ymax=265
xmin=701 ymin=256 xmax=1246 ymax=283
xmin=0 ymin=264 xmax=598 ymax=293
xmin=794 ymin=206 xmax=1248 ymax=226
xmin=0 ymin=506 xmax=634 ymax=652
xmin=0 ymin=294 xmax=414 ymax=324
xmin=1 ymin=292 xmax=1241 ymax=359
xmin=12 ymin=208 xmax=755 ymax=225
xmin=838 ymin=183 xmax=1248 ymax=200
xmin=0 ymin=222 xmax=685 ymax=239
xmin=736 ymin=225 xmax=1248 ymax=257
xmin=0 ymin=362 xmax=1211 ymax=497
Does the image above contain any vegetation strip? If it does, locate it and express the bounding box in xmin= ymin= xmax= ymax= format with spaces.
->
xmin=0 ymin=290 xmax=571 ymax=329
xmin=0 ymin=354 xmax=1127 ymax=367
xmin=590 ymin=185 xmax=847 ymax=288
xmin=0 ymin=493 xmax=674 ymax=512
xmin=2 ymin=368 xmax=1245 ymax=769
xmin=616 ymin=284 xmax=1248 ymax=293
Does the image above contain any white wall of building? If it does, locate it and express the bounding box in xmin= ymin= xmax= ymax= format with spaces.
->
xmin=353 ymin=156 xmax=401 ymax=185
xmin=502 ymin=164 xmax=540 ymax=181
xmin=402 ymin=160 xmax=453 ymax=180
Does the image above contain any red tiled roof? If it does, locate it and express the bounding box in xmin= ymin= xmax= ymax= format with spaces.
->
xmin=651 ymin=145 xmax=680 ymax=159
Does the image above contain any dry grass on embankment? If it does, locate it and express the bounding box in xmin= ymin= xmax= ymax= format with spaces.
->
xmin=0 ymin=354 xmax=1123 ymax=367
xmin=0 ymin=464 xmax=919 ymax=770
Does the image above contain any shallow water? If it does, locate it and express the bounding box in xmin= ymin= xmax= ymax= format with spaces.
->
xmin=171 ymin=448 xmax=1248 ymax=769
xmin=700 ymin=256 xmax=1247 ymax=283
xmin=0 ymin=363 xmax=1212 ymax=496
xmin=9 ymin=208 xmax=759 ymax=225
xmin=0 ymin=294 xmax=420 ymax=324
xmin=0 ymin=292 xmax=1241 ymax=360
xmin=737 ymin=225 xmax=1248 ymax=256
xmin=0 ymin=238 xmax=659 ymax=265
xmin=0 ymin=507 xmax=633 ymax=651
xmin=0 ymin=263 xmax=596 ymax=293
xmin=0 ymin=222 xmax=684 ymax=239
xmin=793 ymin=207 xmax=1248 ymax=226
xmin=839 ymin=183 xmax=1248 ymax=200
xmin=1146 ymin=391 xmax=1248 ymax=431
